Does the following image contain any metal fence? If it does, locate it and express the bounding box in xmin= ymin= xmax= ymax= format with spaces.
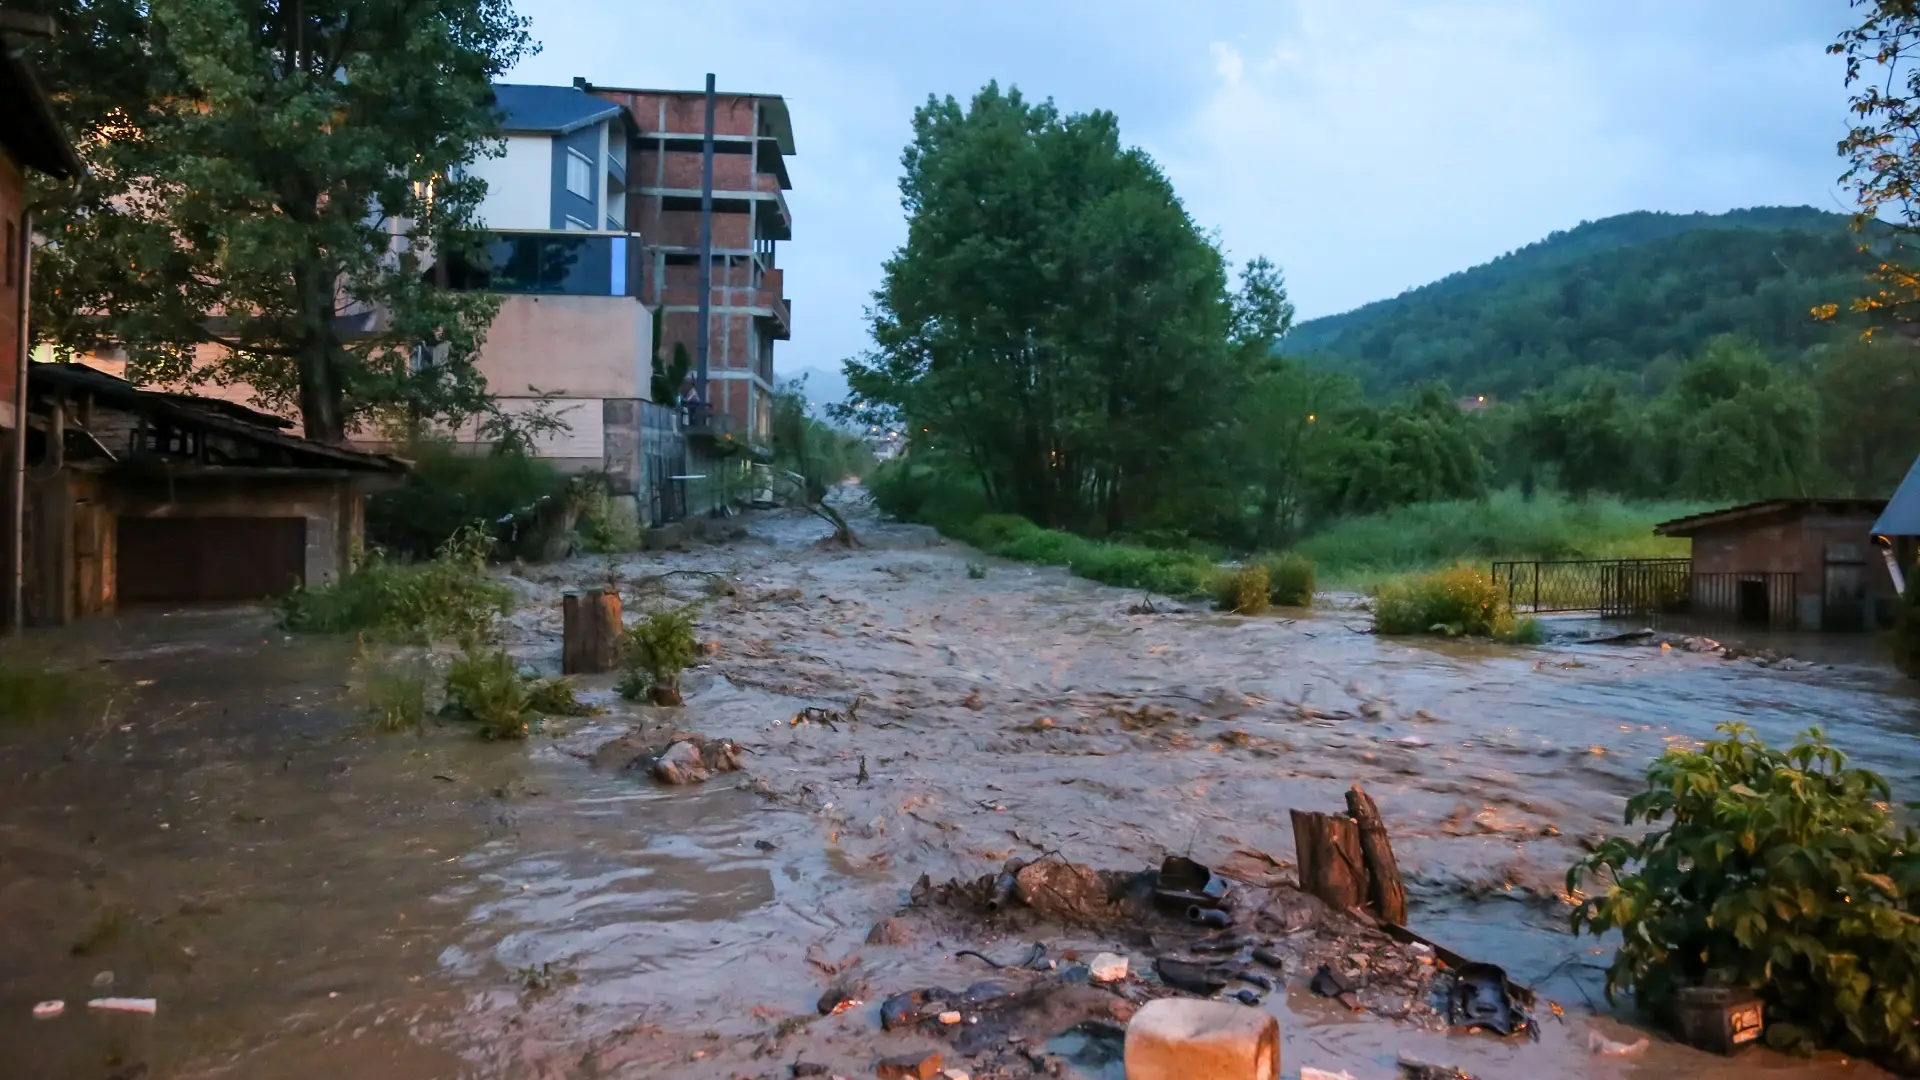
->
xmin=1491 ymin=559 xmax=1692 ymax=615
xmin=1687 ymin=572 xmax=1800 ymax=628
xmin=1490 ymin=560 xmax=1802 ymax=628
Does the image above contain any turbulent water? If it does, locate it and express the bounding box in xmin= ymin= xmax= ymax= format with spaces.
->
xmin=1 ymin=491 xmax=1912 ymax=1079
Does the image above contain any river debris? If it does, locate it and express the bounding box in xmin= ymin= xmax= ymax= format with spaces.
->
xmin=790 ymin=696 xmax=866 ymax=730
xmin=32 ymin=1000 xmax=64 ymax=1019
xmin=1573 ymin=628 xmax=1803 ymax=668
xmin=648 ymin=736 xmax=744 ymax=785
xmin=1398 ymin=1059 xmax=1478 ymax=1080
xmin=1446 ymin=961 xmax=1537 ymax=1039
xmin=875 ymin=1050 xmax=944 ymax=1079
xmin=87 ymin=998 xmax=157 ymax=1014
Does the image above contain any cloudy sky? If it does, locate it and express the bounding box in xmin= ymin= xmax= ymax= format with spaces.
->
xmin=507 ymin=0 xmax=1858 ymax=381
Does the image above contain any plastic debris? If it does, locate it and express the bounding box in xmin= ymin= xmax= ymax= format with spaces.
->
xmin=1588 ymin=1029 xmax=1650 ymax=1056
xmin=87 ymin=998 xmax=157 ymax=1014
xmin=32 ymin=1001 xmax=64 ymax=1019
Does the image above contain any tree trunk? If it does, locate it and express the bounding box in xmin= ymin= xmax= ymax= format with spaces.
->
xmin=293 ymin=260 xmax=348 ymax=443
xmin=1346 ymin=785 xmax=1409 ymax=925
xmin=1290 ymin=808 xmax=1370 ymax=914
xmin=562 ymin=587 xmax=621 ymax=674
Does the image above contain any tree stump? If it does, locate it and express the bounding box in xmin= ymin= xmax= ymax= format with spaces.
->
xmin=1290 ymin=808 xmax=1370 ymax=914
xmin=1346 ymin=784 xmax=1409 ymax=926
xmin=562 ymin=587 xmax=621 ymax=674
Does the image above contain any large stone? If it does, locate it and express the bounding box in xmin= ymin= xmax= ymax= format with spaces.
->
xmin=875 ymin=1050 xmax=943 ymax=1079
xmin=652 ymin=741 xmax=709 ymax=785
xmin=1123 ymin=998 xmax=1279 ymax=1080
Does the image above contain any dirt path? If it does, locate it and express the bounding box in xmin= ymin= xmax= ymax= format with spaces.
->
xmin=2 ymin=491 xmax=1911 ymax=1078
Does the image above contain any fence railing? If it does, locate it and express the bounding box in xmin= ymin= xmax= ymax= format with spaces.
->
xmin=1491 ymin=559 xmax=1692 ymax=615
xmin=1490 ymin=559 xmax=1802 ymax=628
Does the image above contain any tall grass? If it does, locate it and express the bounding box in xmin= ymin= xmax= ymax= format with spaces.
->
xmin=0 ymin=648 xmax=112 ymax=732
xmin=958 ymin=514 xmax=1220 ymax=597
xmin=1299 ymin=490 xmax=1706 ymax=590
xmin=1373 ymin=564 xmax=1540 ymax=642
xmin=279 ymin=524 xmax=511 ymax=644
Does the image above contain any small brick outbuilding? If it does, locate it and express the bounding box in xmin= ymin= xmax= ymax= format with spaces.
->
xmin=1654 ymin=498 xmax=1893 ymax=631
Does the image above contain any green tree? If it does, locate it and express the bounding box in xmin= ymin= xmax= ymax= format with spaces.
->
xmin=1513 ymin=373 xmax=1646 ymax=498
xmin=1236 ymin=360 xmax=1358 ymax=547
xmin=1647 ymin=337 xmax=1816 ymax=500
xmin=844 ymin=82 xmax=1267 ymax=534
xmin=1813 ymin=338 xmax=1920 ymax=495
xmin=1832 ymin=1 xmax=1920 ymax=333
xmin=25 ymin=0 xmax=533 ymax=443
xmin=1318 ymin=383 xmax=1487 ymax=515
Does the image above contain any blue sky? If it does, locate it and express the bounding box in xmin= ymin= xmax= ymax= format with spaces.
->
xmin=506 ymin=0 xmax=1858 ymax=383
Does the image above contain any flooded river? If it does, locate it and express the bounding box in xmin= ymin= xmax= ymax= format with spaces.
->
xmin=2 ymin=493 xmax=1914 ymax=1079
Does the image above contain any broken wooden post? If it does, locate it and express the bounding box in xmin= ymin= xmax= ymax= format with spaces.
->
xmin=1290 ymin=807 xmax=1370 ymax=914
xmin=561 ymin=587 xmax=621 ymax=674
xmin=1347 ymin=784 xmax=1409 ymax=926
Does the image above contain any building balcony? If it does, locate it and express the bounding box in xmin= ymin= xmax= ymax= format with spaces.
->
xmin=657 ymin=276 xmax=790 ymax=340
xmin=444 ymin=230 xmax=644 ymax=298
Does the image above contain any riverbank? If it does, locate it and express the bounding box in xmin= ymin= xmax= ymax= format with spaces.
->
xmin=0 ymin=492 xmax=1905 ymax=1078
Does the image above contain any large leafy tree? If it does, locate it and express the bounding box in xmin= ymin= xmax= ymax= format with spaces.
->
xmin=24 ymin=0 xmax=532 ymax=442
xmin=1831 ymin=0 xmax=1920 ymax=335
xmin=845 ymin=82 xmax=1274 ymax=533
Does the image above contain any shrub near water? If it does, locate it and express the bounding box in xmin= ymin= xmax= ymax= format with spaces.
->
xmin=1213 ymin=564 xmax=1271 ymax=614
xmin=1570 ymin=724 xmax=1920 ymax=1069
xmin=279 ymin=524 xmax=511 ymax=645
xmin=1372 ymin=564 xmax=1537 ymax=641
xmin=1259 ymin=552 xmax=1316 ymax=607
xmin=617 ymin=605 xmax=702 ymax=704
xmin=955 ymin=515 xmax=1218 ymax=597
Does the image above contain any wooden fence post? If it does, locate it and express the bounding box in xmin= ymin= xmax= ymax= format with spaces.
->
xmin=562 ymin=587 xmax=621 ymax=675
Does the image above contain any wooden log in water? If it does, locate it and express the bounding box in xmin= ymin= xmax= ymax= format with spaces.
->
xmin=562 ymin=587 xmax=621 ymax=675
xmin=1346 ymin=784 xmax=1409 ymax=925
xmin=1290 ymin=807 xmax=1370 ymax=914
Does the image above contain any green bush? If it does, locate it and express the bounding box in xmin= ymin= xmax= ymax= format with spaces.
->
xmin=570 ymin=479 xmax=641 ymax=554
xmin=367 ymin=439 xmax=569 ymax=560
xmin=618 ymin=605 xmax=702 ymax=705
xmin=1259 ymin=552 xmax=1316 ymax=607
xmin=947 ymin=513 xmax=1218 ymax=597
xmin=1213 ymin=564 xmax=1271 ymax=614
xmin=1372 ymin=564 xmax=1525 ymax=639
xmin=279 ymin=524 xmax=512 ymax=645
xmin=442 ymin=647 xmax=533 ymax=739
xmin=1569 ymin=723 xmax=1920 ymax=1069
xmin=527 ymin=676 xmax=593 ymax=717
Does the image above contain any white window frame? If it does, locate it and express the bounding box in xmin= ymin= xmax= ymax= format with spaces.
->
xmin=564 ymin=148 xmax=592 ymax=199
xmin=564 ymin=215 xmax=592 ymax=231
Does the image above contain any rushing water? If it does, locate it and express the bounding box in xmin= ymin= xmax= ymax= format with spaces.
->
xmin=0 ymin=495 xmax=1911 ymax=1078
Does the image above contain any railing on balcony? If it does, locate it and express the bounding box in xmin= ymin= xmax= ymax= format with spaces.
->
xmin=446 ymin=231 xmax=642 ymax=298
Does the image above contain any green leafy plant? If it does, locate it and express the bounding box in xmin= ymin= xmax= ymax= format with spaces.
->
xmin=1259 ymin=552 xmax=1316 ymax=607
xmin=1213 ymin=564 xmax=1271 ymax=615
xmin=0 ymin=647 xmax=112 ymax=732
xmin=618 ymin=606 xmax=701 ymax=706
xmin=442 ymin=647 xmax=533 ymax=739
xmin=366 ymin=439 xmax=570 ymax=561
xmin=1569 ymin=724 xmax=1920 ymax=1069
xmin=279 ymin=523 xmax=511 ymax=645
xmin=526 ymin=677 xmax=593 ymax=718
xmin=569 ymin=477 xmax=641 ymax=554
xmin=1372 ymin=564 xmax=1526 ymax=639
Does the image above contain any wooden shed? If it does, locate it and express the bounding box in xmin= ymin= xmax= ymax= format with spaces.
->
xmin=1654 ymin=498 xmax=1893 ymax=631
xmin=19 ymin=364 xmax=407 ymax=625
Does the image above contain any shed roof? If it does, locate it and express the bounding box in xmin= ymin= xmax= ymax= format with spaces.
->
xmin=0 ymin=22 xmax=84 ymax=179
xmin=1654 ymin=497 xmax=1888 ymax=537
xmin=1874 ymin=456 xmax=1920 ymax=537
xmin=28 ymin=363 xmax=407 ymax=474
xmin=490 ymin=83 xmax=625 ymax=135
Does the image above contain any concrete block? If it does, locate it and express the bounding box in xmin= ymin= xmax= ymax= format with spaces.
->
xmin=1124 ymin=998 xmax=1278 ymax=1080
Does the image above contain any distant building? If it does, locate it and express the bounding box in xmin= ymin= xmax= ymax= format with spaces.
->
xmin=584 ymin=79 xmax=794 ymax=455
xmin=1457 ymin=394 xmax=1492 ymax=412
xmin=1654 ymin=498 xmax=1895 ymax=631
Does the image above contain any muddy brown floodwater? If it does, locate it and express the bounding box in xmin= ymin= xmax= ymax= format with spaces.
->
xmin=3 ymin=489 xmax=1917 ymax=1080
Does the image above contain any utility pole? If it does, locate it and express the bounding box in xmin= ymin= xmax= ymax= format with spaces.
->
xmin=695 ymin=73 xmax=716 ymax=422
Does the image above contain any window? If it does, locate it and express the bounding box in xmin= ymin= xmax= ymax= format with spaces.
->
xmin=565 ymin=149 xmax=592 ymax=199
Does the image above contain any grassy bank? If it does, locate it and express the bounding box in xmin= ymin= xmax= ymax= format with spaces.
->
xmin=1297 ymin=490 xmax=1706 ymax=591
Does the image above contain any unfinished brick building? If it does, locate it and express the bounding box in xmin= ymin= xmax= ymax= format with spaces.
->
xmin=584 ymin=79 xmax=793 ymax=454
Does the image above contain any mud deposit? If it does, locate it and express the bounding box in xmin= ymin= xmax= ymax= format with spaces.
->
xmin=2 ymin=491 xmax=1915 ymax=1079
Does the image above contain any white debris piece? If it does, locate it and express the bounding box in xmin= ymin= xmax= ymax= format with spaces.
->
xmin=87 ymin=998 xmax=157 ymax=1015
xmin=32 ymin=1001 xmax=64 ymax=1019
xmin=1088 ymin=952 xmax=1128 ymax=983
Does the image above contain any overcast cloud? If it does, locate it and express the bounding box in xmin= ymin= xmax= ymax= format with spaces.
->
xmin=505 ymin=0 xmax=1858 ymax=379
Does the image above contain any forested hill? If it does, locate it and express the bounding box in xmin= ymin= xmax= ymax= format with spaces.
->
xmin=1285 ymin=207 xmax=1873 ymax=395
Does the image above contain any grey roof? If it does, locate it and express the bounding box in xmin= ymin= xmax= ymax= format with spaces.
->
xmin=491 ymin=83 xmax=624 ymax=135
xmin=1874 ymin=455 xmax=1920 ymax=536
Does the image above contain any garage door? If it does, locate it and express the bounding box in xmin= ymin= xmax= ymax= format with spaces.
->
xmin=117 ymin=517 xmax=308 ymax=604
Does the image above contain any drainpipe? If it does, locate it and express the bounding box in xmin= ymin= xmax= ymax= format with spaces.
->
xmin=7 ymin=205 xmax=36 ymax=634
xmin=1876 ymin=535 xmax=1906 ymax=596
xmin=695 ymin=72 xmax=715 ymax=422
